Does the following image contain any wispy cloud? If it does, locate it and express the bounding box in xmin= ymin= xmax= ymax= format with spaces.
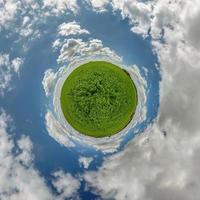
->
xmin=0 ymin=54 xmax=23 ymax=96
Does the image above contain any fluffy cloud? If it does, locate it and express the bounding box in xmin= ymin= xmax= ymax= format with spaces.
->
xmin=84 ymin=0 xmax=200 ymax=199
xmin=0 ymin=109 xmax=54 ymax=200
xmin=86 ymin=0 xmax=109 ymax=12
xmin=0 ymin=0 xmax=19 ymax=30
xmin=86 ymin=0 xmax=153 ymax=36
xmin=0 ymin=0 xmax=79 ymax=30
xmin=45 ymin=111 xmax=75 ymax=148
xmin=58 ymin=21 xmax=89 ymax=37
xmin=51 ymin=20 xmax=121 ymax=64
xmin=0 ymin=0 xmax=80 ymax=53
xmin=44 ymin=27 xmax=122 ymax=97
xmin=43 ymin=21 xmax=90 ymax=96
xmin=52 ymin=170 xmax=80 ymax=200
xmin=43 ymin=0 xmax=79 ymax=15
xmin=0 ymin=0 xmax=41 ymax=36
xmin=0 ymin=109 xmax=80 ymax=200
xmin=112 ymin=0 xmax=152 ymax=37
xmin=79 ymin=156 xmax=93 ymax=169
xmin=42 ymin=69 xmax=57 ymax=96
xmin=57 ymin=38 xmax=122 ymax=64
xmin=0 ymin=54 xmax=23 ymax=96
xmin=85 ymin=123 xmax=200 ymax=200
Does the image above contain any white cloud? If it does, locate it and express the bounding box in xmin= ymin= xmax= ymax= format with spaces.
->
xmin=57 ymin=38 xmax=85 ymax=62
xmin=0 ymin=0 xmax=80 ymax=53
xmin=16 ymin=135 xmax=34 ymax=166
xmin=52 ymin=170 xmax=80 ymax=200
xmin=0 ymin=0 xmax=41 ymax=35
xmin=79 ymin=156 xmax=93 ymax=169
xmin=0 ymin=109 xmax=81 ymax=200
xmin=84 ymin=0 xmax=200 ymax=199
xmin=86 ymin=0 xmax=109 ymax=12
xmin=0 ymin=0 xmax=19 ymax=30
xmin=45 ymin=111 xmax=75 ymax=148
xmin=0 ymin=1 xmax=41 ymax=53
xmin=43 ymin=0 xmax=79 ymax=15
xmin=0 ymin=54 xmax=23 ymax=96
xmin=11 ymin=57 xmax=23 ymax=74
xmin=57 ymin=38 xmax=122 ymax=64
xmin=112 ymin=0 xmax=152 ymax=37
xmin=0 ymin=109 xmax=54 ymax=200
xmin=183 ymin=1 xmax=200 ymax=50
xmin=58 ymin=21 xmax=89 ymax=37
xmin=85 ymin=123 xmax=200 ymax=200
xmin=42 ymin=69 xmax=57 ymax=96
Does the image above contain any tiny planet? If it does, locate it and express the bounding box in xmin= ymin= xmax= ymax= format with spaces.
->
xmin=60 ymin=61 xmax=138 ymax=138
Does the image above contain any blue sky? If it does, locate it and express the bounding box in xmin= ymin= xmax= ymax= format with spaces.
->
xmin=1 ymin=0 xmax=200 ymax=200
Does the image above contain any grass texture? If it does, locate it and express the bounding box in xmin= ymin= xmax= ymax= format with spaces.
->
xmin=60 ymin=61 xmax=138 ymax=138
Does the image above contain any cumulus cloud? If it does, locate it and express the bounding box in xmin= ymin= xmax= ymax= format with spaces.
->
xmin=44 ymin=28 xmax=122 ymax=97
xmin=52 ymin=170 xmax=80 ymax=200
xmin=0 ymin=109 xmax=81 ymax=200
xmin=42 ymin=69 xmax=57 ymax=96
xmin=85 ymin=123 xmax=200 ymax=200
xmin=0 ymin=0 xmax=19 ymax=30
xmin=43 ymin=0 xmax=79 ymax=15
xmin=0 ymin=54 xmax=23 ymax=96
xmin=85 ymin=0 xmax=152 ymax=36
xmin=111 ymin=0 xmax=152 ymax=37
xmin=0 ymin=0 xmax=41 ymax=37
xmin=86 ymin=0 xmax=109 ymax=12
xmin=0 ymin=0 xmax=79 ymax=29
xmin=84 ymin=0 xmax=200 ymax=199
xmin=58 ymin=21 xmax=89 ymax=37
xmin=0 ymin=0 xmax=80 ymax=53
xmin=79 ymin=156 xmax=93 ymax=169
xmin=57 ymin=38 xmax=122 ymax=64
xmin=45 ymin=111 xmax=75 ymax=148
xmin=0 ymin=109 xmax=54 ymax=200
xmin=51 ymin=20 xmax=121 ymax=63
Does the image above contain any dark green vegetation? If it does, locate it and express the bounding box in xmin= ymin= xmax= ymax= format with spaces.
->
xmin=60 ymin=61 xmax=138 ymax=138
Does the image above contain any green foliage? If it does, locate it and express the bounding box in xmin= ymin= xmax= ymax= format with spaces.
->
xmin=60 ymin=61 xmax=138 ymax=138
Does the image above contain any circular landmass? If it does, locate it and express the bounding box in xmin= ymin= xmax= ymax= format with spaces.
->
xmin=60 ymin=61 xmax=138 ymax=138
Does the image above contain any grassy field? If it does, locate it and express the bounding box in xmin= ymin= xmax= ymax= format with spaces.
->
xmin=60 ymin=61 xmax=138 ymax=138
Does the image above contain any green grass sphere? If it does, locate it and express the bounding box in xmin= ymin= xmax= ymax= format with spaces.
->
xmin=60 ymin=61 xmax=138 ymax=138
